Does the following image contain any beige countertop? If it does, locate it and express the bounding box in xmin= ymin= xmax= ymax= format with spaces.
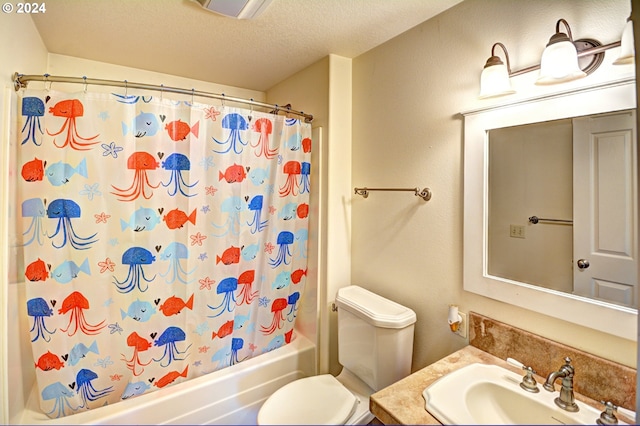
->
xmin=369 ymin=345 xmax=633 ymax=425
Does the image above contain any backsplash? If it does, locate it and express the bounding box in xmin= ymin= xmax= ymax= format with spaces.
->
xmin=469 ymin=312 xmax=636 ymax=410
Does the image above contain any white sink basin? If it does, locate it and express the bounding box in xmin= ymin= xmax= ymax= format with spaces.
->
xmin=422 ymin=363 xmax=627 ymax=425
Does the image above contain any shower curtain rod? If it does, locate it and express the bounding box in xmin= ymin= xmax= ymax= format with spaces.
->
xmin=12 ymin=72 xmax=314 ymax=123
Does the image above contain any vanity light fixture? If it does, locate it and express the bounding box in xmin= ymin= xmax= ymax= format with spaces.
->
xmin=535 ymin=19 xmax=586 ymax=85
xmin=613 ymin=17 xmax=634 ymax=65
xmin=479 ymin=17 xmax=630 ymax=98
xmin=479 ymin=42 xmax=516 ymax=99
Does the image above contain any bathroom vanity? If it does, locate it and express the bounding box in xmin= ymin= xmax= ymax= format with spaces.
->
xmin=370 ymin=312 xmax=636 ymax=425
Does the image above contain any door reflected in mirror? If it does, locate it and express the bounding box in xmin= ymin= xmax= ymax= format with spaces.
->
xmin=487 ymin=109 xmax=637 ymax=308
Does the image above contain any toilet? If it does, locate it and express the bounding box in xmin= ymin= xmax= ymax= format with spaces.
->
xmin=257 ymin=285 xmax=417 ymax=425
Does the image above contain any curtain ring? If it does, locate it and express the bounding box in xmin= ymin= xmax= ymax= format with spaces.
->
xmin=160 ymin=84 xmax=164 ymax=101
xmin=249 ymin=98 xmax=254 ymax=121
xmin=44 ymin=73 xmax=51 ymax=92
xmin=82 ymin=76 xmax=88 ymax=93
xmin=221 ymin=93 xmax=225 ymax=108
xmin=124 ymin=80 xmax=128 ymax=97
xmin=191 ymin=88 xmax=195 ymax=105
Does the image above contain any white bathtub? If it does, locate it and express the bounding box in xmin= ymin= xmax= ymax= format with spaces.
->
xmin=15 ymin=334 xmax=316 ymax=425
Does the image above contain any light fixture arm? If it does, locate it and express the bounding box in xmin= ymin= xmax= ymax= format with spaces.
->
xmin=556 ymin=18 xmax=574 ymax=42
xmin=491 ymin=42 xmax=512 ymax=74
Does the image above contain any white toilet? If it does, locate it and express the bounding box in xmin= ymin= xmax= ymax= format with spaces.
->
xmin=257 ymin=285 xmax=417 ymax=425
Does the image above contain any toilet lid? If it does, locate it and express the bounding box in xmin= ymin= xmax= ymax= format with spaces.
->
xmin=258 ymin=374 xmax=358 ymax=425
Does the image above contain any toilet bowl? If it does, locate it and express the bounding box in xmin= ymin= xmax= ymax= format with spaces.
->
xmin=257 ymin=285 xmax=416 ymax=425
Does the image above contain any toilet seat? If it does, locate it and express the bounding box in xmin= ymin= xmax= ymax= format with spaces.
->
xmin=257 ymin=374 xmax=358 ymax=425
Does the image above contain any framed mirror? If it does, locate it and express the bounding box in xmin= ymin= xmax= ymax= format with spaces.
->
xmin=463 ymin=78 xmax=637 ymax=340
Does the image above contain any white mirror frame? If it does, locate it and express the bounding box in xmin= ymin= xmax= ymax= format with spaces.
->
xmin=463 ymin=77 xmax=637 ymax=341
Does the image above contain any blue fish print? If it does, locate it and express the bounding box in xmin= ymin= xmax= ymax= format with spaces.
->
xmin=241 ymin=243 xmax=259 ymax=261
xmin=45 ymin=158 xmax=88 ymax=186
xmin=271 ymin=270 xmax=291 ymax=290
xmin=122 ymin=112 xmax=159 ymax=138
xmin=120 ymin=207 xmax=161 ymax=232
xmin=248 ymin=165 xmax=270 ymax=186
xmin=121 ymin=381 xmax=151 ymax=399
xmin=120 ymin=299 xmax=156 ymax=322
xmin=234 ymin=312 xmax=251 ymax=330
xmin=51 ymin=258 xmax=90 ymax=284
xmin=68 ymin=340 xmax=99 ymax=366
xmin=285 ymin=133 xmax=301 ymax=151
xmin=278 ymin=202 xmax=297 ymax=220
xmin=263 ymin=335 xmax=284 ymax=353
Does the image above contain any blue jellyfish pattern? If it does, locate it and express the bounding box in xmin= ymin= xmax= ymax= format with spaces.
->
xmin=76 ymin=368 xmax=113 ymax=408
xmin=153 ymin=326 xmax=192 ymax=367
xmin=21 ymin=198 xmax=47 ymax=246
xmin=159 ymin=242 xmax=197 ymax=284
xmin=113 ymin=247 xmax=157 ymax=293
xmin=246 ymin=195 xmax=268 ymax=234
xmin=47 ymin=199 xmax=98 ymax=250
xmin=27 ymin=297 xmax=56 ymax=342
xmin=21 ymin=96 xmax=45 ymax=145
xmin=18 ymin=90 xmax=311 ymax=419
xmin=212 ymin=113 xmax=249 ymax=154
xmin=41 ymin=382 xmax=78 ymax=418
xmin=161 ymin=153 xmax=198 ymax=197
xmin=207 ymin=277 xmax=238 ymax=318
xmin=211 ymin=195 xmax=246 ymax=236
xmin=269 ymin=231 xmax=294 ymax=267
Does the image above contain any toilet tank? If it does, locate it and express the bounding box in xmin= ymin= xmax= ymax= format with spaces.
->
xmin=335 ymin=286 xmax=417 ymax=391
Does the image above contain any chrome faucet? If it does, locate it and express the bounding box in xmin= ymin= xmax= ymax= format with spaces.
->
xmin=543 ymin=357 xmax=579 ymax=412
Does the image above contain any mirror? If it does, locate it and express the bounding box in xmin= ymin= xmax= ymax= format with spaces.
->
xmin=463 ymin=78 xmax=637 ymax=340
xmin=487 ymin=110 xmax=637 ymax=308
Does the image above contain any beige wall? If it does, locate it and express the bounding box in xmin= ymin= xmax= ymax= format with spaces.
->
xmin=352 ymin=0 xmax=637 ymax=370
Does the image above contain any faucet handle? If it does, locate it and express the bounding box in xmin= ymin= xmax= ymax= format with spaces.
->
xmin=597 ymin=401 xmax=619 ymax=425
xmin=506 ymin=357 xmax=539 ymax=393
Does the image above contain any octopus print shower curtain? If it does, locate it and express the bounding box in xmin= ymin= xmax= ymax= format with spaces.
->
xmin=17 ymin=88 xmax=311 ymax=418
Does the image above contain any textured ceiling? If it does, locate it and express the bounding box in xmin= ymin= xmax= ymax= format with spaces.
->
xmin=30 ymin=0 xmax=463 ymax=91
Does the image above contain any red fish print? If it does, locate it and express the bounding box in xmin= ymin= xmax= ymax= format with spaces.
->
xmin=159 ymin=294 xmax=194 ymax=316
xmin=163 ymin=208 xmax=197 ymax=229
xmin=154 ymin=366 xmax=188 ymax=388
xmin=218 ymin=163 xmax=247 ymax=183
xmin=126 ymin=332 xmax=153 ymax=352
xmin=211 ymin=320 xmax=234 ymax=340
xmin=21 ymin=158 xmax=45 ymax=182
xmin=302 ymin=137 xmax=312 ymax=153
xmin=297 ymin=203 xmax=309 ymax=219
xmin=285 ymin=329 xmax=294 ymax=344
xmin=216 ymin=246 xmax=240 ymax=265
xmin=25 ymin=258 xmax=49 ymax=282
xmin=35 ymin=351 xmax=65 ymax=371
xmin=291 ymin=268 xmax=307 ymax=285
xmin=165 ymin=120 xmax=199 ymax=141
xmin=302 ymin=138 xmax=311 ymax=153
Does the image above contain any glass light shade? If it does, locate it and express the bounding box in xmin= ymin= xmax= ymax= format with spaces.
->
xmin=536 ymin=38 xmax=586 ymax=85
xmin=479 ymin=62 xmax=515 ymax=99
xmin=613 ymin=19 xmax=634 ymax=65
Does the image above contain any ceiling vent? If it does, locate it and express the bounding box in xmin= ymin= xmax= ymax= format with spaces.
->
xmin=192 ymin=0 xmax=273 ymax=19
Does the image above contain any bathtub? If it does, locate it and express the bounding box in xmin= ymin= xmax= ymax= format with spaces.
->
xmin=15 ymin=334 xmax=316 ymax=425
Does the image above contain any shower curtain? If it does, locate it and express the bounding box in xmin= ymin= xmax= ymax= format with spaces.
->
xmin=17 ymin=88 xmax=311 ymax=418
